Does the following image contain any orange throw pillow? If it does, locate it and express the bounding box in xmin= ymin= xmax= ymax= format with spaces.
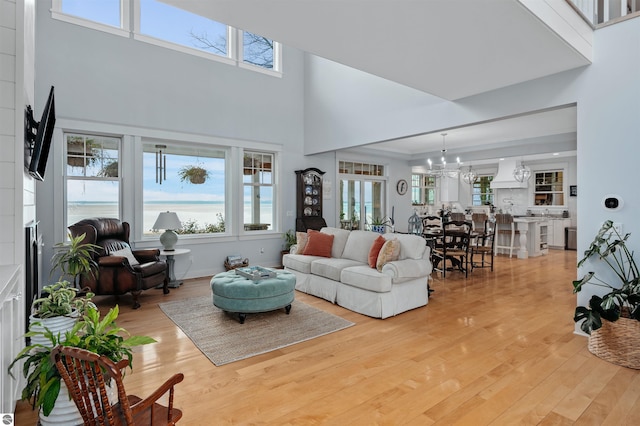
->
xmin=302 ymin=230 xmax=334 ymax=257
xmin=368 ymin=235 xmax=387 ymax=268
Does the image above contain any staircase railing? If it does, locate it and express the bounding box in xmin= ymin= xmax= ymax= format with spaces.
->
xmin=568 ymin=0 xmax=640 ymax=26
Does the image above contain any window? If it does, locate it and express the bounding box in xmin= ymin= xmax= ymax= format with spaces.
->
xmin=52 ymin=0 xmax=282 ymax=73
xmin=142 ymin=143 xmax=226 ymax=236
xmin=242 ymin=31 xmax=274 ymax=69
xmin=243 ymin=152 xmax=275 ymax=231
xmin=472 ymin=175 xmax=494 ymax=206
xmin=139 ymin=0 xmax=229 ymax=58
xmin=58 ymin=0 xmax=123 ymax=28
xmin=534 ymin=171 xmax=564 ymax=206
xmin=65 ymin=133 xmax=120 ymax=228
xmin=411 ymin=174 xmax=435 ymax=206
xmin=338 ymin=161 xmax=386 ymax=230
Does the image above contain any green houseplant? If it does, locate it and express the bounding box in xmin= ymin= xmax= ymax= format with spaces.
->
xmin=9 ymin=305 xmax=156 ymax=421
xmin=178 ymin=165 xmax=210 ymax=184
xmin=573 ymin=220 xmax=640 ymax=369
xmin=32 ymin=280 xmax=94 ymax=320
xmin=282 ymin=229 xmax=296 ymax=252
xmin=370 ymin=217 xmax=390 ymax=234
xmin=51 ymin=233 xmax=100 ymax=288
xmin=573 ymin=220 xmax=640 ymax=333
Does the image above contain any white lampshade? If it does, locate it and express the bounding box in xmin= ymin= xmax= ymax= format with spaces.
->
xmin=153 ymin=212 xmax=182 ymax=251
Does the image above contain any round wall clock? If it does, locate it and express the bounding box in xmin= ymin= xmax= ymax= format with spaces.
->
xmin=396 ymin=179 xmax=408 ymax=195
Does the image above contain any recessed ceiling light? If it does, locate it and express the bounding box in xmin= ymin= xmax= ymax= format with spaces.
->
xmin=552 ymin=153 xmax=559 ymax=156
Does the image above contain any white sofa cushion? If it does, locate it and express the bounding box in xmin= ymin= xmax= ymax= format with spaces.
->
xmin=320 ymin=227 xmax=351 ymax=258
xmin=384 ymin=233 xmax=426 ymax=260
xmin=341 ymin=231 xmax=380 ymax=263
xmin=341 ymin=265 xmax=392 ymax=292
xmin=310 ymin=258 xmax=363 ymax=282
xmin=283 ymin=253 xmax=324 ymax=274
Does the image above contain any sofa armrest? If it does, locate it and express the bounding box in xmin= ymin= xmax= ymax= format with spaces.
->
xmin=132 ymin=249 xmax=160 ymax=263
xmin=381 ymin=258 xmax=432 ymax=279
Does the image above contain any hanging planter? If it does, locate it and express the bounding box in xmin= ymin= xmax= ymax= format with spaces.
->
xmin=179 ymin=165 xmax=210 ymax=184
xmin=66 ymin=140 xmax=98 ymax=168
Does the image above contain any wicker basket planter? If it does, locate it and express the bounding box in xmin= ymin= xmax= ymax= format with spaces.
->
xmin=588 ymin=315 xmax=640 ymax=369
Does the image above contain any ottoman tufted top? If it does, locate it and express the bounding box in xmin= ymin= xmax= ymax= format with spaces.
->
xmin=211 ymin=270 xmax=295 ymax=300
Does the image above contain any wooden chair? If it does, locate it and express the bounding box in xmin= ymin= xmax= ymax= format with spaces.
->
xmin=471 ymin=219 xmax=495 ymax=271
xmin=51 ymin=346 xmax=184 ymax=426
xmin=471 ymin=213 xmax=488 ymax=232
xmin=432 ymin=220 xmax=472 ymax=278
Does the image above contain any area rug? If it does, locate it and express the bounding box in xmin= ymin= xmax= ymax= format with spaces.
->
xmin=159 ymin=296 xmax=354 ymax=366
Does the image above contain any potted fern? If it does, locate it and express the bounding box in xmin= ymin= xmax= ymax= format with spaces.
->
xmin=573 ymin=220 xmax=640 ymax=369
xmin=178 ymin=165 xmax=210 ymax=184
xmin=9 ymin=305 xmax=156 ymax=425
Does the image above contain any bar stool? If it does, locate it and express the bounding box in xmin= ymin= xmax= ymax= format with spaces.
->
xmin=494 ymin=213 xmax=518 ymax=258
xmin=471 ymin=213 xmax=488 ymax=232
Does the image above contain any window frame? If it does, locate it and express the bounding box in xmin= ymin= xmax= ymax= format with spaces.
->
xmin=242 ymin=150 xmax=277 ymax=234
xmin=338 ymin=160 xmax=387 ymax=230
xmin=63 ymin=132 xmax=123 ymax=234
xmin=471 ymin=175 xmax=494 ymax=206
xmin=533 ymin=169 xmax=565 ymax=207
xmin=411 ymin=173 xmax=436 ymax=206
xmin=52 ymin=0 xmax=282 ymax=75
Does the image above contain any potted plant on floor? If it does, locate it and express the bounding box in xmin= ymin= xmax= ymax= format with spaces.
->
xmin=9 ymin=305 xmax=156 ymax=425
xmin=28 ymin=280 xmax=95 ymax=347
xmin=573 ymin=220 xmax=640 ymax=369
xmin=51 ymin=232 xmax=100 ymax=288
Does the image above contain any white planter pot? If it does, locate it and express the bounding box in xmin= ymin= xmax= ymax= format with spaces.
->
xmin=39 ymin=379 xmax=117 ymax=426
xmin=29 ymin=311 xmax=79 ymax=347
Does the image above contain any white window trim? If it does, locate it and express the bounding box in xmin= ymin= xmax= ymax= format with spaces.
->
xmin=53 ymin=0 xmax=282 ymax=75
xmin=51 ymin=0 xmax=131 ymax=38
xmin=529 ymin=162 xmax=569 ymax=208
xmin=54 ymin=119 xmax=283 ymax=246
xmin=238 ymin=148 xmax=280 ymax=237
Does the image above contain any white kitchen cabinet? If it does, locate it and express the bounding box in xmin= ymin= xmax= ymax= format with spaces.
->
xmin=548 ymin=218 xmax=571 ymax=248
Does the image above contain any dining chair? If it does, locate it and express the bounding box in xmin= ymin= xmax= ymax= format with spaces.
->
xmin=432 ymin=220 xmax=472 ymax=278
xmin=471 ymin=219 xmax=495 ymax=271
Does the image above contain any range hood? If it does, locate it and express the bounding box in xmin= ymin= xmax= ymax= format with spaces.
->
xmin=490 ymin=158 xmax=529 ymax=189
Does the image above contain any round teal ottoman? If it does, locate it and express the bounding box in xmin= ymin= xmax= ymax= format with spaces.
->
xmin=210 ymin=269 xmax=296 ymax=323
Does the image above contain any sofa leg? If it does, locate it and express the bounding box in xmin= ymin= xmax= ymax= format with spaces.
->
xmin=131 ymin=291 xmax=141 ymax=309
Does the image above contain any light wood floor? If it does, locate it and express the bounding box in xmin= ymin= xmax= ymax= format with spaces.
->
xmin=15 ymin=250 xmax=640 ymax=425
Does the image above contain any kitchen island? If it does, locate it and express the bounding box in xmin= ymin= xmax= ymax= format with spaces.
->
xmin=512 ymin=217 xmax=550 ymax=259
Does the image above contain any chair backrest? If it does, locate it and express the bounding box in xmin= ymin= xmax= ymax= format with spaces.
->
xmin=494 ymin=213 xmax=514 ymax=225
xmin=422 ymin=216 xmax=442 ymax=231
xmin=69 ymin=218 xmax=132 ymax=258
xmin=51 ymin=345 xmax=134 ymax=426
xmin=471 ymin=213 xmax=488 ymax=231
xmin=449 ymin=212 xmax=466 ymax=222
xmin=442 ymin=220 xmax=472 ymax=250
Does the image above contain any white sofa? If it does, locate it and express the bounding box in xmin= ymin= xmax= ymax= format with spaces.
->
xmin=283 ymin=227 xmax=432 ymax=318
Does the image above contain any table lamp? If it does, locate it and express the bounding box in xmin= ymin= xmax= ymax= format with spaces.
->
xmin=153 ymin=211 xmax=182 ymax=251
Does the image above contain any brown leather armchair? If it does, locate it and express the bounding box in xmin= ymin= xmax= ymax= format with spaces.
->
xmin=69 ymin=218 xmax=169 ymax=309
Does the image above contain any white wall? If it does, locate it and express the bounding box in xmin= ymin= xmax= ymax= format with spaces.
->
xmin=33 ymin=1 xmax=310 ymax=279
xmin=304 ymin=16 xmax=640 ymax=333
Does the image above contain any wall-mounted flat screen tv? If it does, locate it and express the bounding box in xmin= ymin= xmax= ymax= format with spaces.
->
xmin=24 ymin=86 xmax=55 ymax=181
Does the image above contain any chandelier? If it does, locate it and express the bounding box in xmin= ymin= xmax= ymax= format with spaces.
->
xmin=425 ymin=133 xmax=461 ymax=178
xmin=513 ymin=160 xmax=531 ymax=183
xmin=461 ymin=165 xmax=478 ymax=184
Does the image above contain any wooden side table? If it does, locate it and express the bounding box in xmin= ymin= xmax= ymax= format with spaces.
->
xmin=160 ymin=248 xmax=191 ymax=288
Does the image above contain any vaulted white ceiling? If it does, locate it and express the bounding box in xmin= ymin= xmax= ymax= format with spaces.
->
xmin=162 ymin=0 xmax=588 ymax=158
